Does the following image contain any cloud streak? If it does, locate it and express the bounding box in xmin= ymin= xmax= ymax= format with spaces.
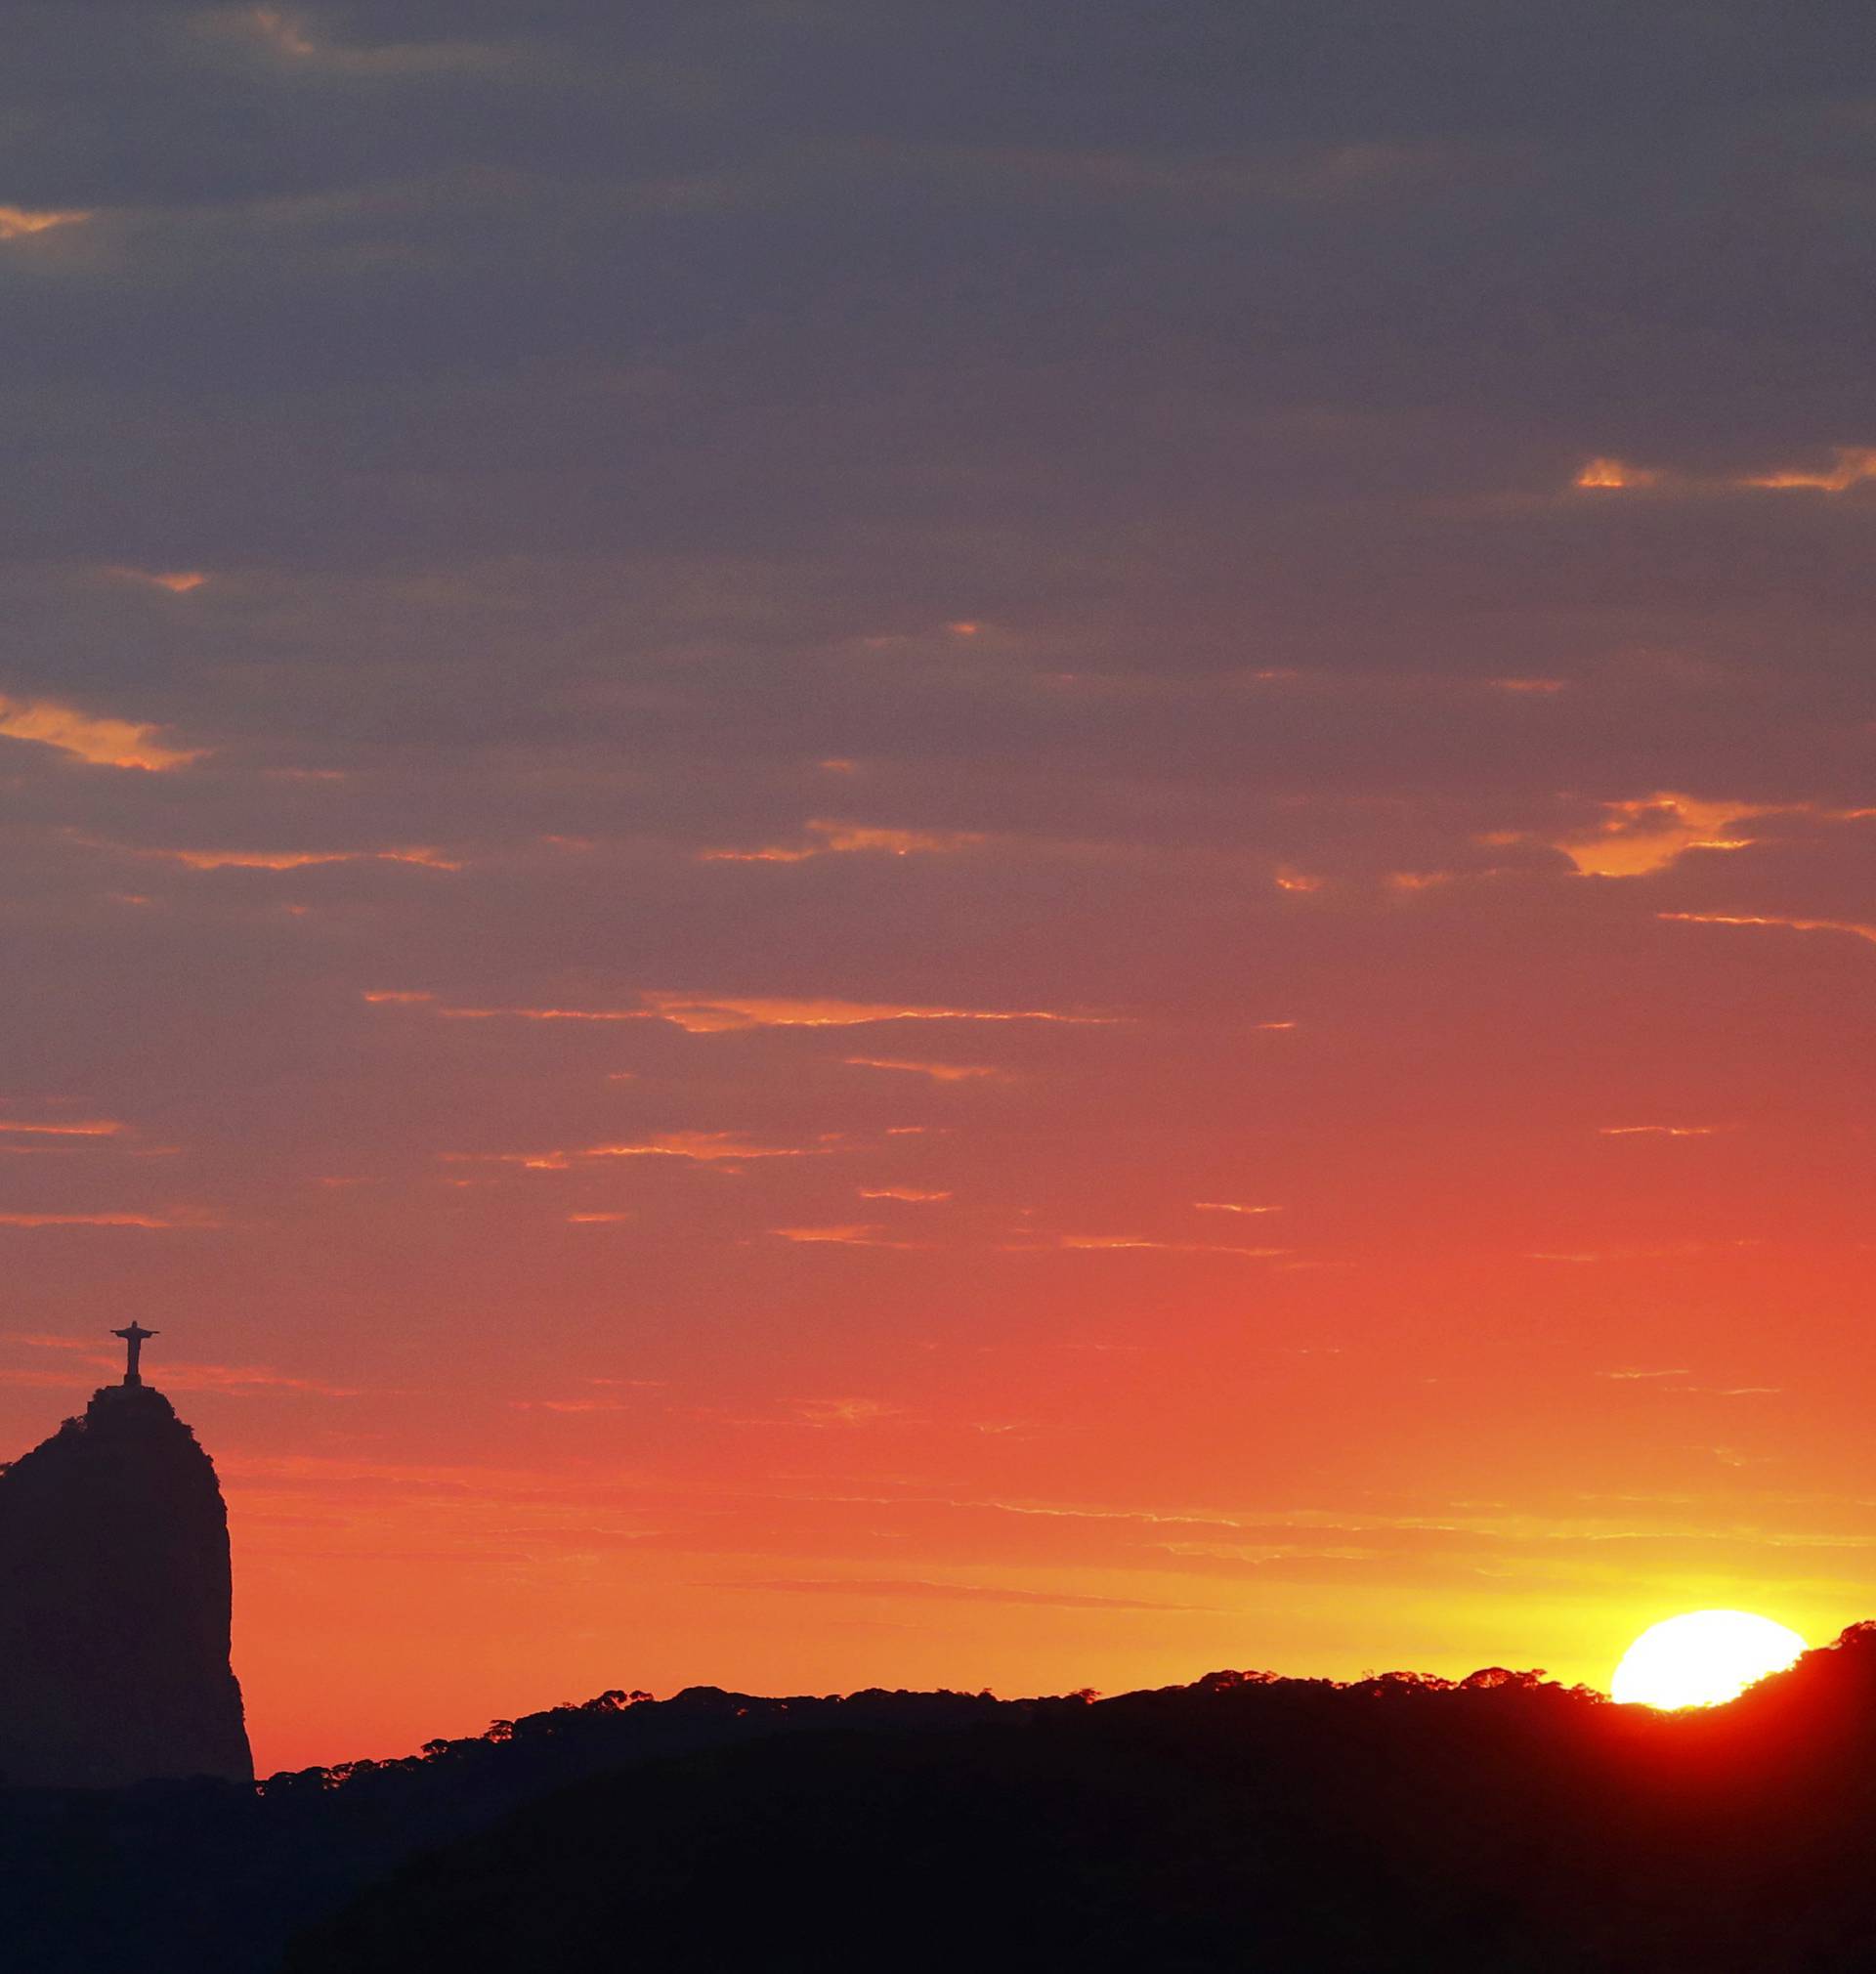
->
xmin=0 ymin=698 xmax=200 ymax=770
xmin=0 ymin=1210 xmax=221 ymax=1229
xmin=0 ymin=205 xmax=90 ymax=240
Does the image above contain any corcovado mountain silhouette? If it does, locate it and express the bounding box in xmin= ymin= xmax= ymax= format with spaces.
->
xmin=0 ymin=1327 xmax=251 ymax=1788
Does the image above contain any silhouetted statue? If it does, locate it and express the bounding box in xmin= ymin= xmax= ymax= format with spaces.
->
xmin=111 ymin=1320 xmax=158 ymax=1387
xmin=0 ymin=1342 xmax=251 ymax=1787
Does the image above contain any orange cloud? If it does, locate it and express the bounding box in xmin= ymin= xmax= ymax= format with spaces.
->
xmin=152 ymin=1359 xmax=361 ymax=1396
xmin=645 ymin=992 xmax=1110 ymax=1031
xmin=0 ymin=696 xmax=200 ymax=770
xmin=811 ymin=821 xmax=983 ymax=855
xmin=586 ymin=1132 xmax=810 ymax=1162
xmin=436 ymin=1005 xmax=645 ymax=1022
xmin=1741 ymin=447 xmax=1876 ymax=493
xmin=771 ymin=1226 xmax=927 ymax=1249
xmin=511 ymin=1396 xmax=629 ymax=1412
xmin=858 ymin=1187 xmax=952 ymax=1202
xmin=1556 ymin=793 xmax=1762 ymax=878
xmin=1658 ymin=910 xmax=1876 ymax=947
xmin=701 ymin=818 xmax=986 ymax=863
xmin=1048 ymin=1234 xmax=1290 ymax=1257
xmin=1574 ymin=457 xmax=1658 ymax=491
xmin=796 ymin=1396 xmax=904 ymax=1424
xmin=247 ymin=6 xmax=319 ymax=58
xmin=0 ymin=204 xmax=91 ymax=240
xmin=844 ymin=1057 xmax=1002 ymax=1081
xmin=107 ymin=567 xmax=209 ymax=594
xmin=160 ymin=845 xmax=458 ymax=871
xmin=1274 ymin=870 xmax=1322 ymax=892
xmin=1599 ymin=1125 xmax=1729 ymax=1137
xmin=371 ymin=989 xmax=1104 ymax=1031
xmin=565 ymin=1212 xmax=632 ymax=1223
xmin=720 ymin=1576 xmax=1215 ymax=1612
xmin=1193 ymin=1201 xmax=1284 ymax=1215
xmin=1572 ymin=447 xmax=1876 ymax=496
xmin=446 ymin=1136 xmax=813 ymax=1170
xmin=0 ymin=1119 xmax=126 ymax=1137
xmin=0 ymin=1210 xmax=218 ymax=1228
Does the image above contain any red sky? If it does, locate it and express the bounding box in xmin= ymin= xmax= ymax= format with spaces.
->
xmin=3 ymin=3 xmax=1874 ymax=1775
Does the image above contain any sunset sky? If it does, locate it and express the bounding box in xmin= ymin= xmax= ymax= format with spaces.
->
xmin=4 ymin=2 xmax=1875 ymax=1775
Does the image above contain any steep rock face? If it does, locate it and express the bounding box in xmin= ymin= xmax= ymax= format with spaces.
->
xmin=0 ymin=1382 xmax=252 ymax=1787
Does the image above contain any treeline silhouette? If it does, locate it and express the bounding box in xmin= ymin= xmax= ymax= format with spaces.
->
xmin=12 ymin=1629 xmax=1876 ymax=1972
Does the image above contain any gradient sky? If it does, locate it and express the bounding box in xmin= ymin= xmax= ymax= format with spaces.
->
xmin=4 ymin=2 xmax=1875 ymax=1775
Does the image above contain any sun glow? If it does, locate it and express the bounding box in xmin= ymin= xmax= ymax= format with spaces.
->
xmin=1611 ymin=1610 xmax=1806 ymax=1710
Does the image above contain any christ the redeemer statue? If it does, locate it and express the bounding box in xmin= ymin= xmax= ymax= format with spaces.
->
xmin=112 ymin=1321 xmax=159 ymax=1387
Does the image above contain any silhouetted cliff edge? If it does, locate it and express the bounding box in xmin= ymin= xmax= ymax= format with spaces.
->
xmin=0 ymin=1382 xmax=251 ymax=1787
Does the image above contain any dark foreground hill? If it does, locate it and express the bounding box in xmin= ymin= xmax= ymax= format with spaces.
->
xmin=15 ymin=1630 xmax=1876 ymax=1973
xmin=284 ymin=1632 xmax=1876 ymax=1974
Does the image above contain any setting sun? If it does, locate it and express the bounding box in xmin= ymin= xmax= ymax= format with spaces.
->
xmin=1611 ymin=1610 xmax=1808 ymax=1710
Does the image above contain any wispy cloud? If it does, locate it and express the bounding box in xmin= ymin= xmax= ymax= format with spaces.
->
xmin=713 ymin=1576 xmax=1221 ymax=1612
xmin=130 ymin=845 xmax=458 ymax=872
xmin=1555 ymin=794 xmax=1761 ymax=878
xmin=1039 ymin=1234 xmax=1289 ymax=1257
xmin=771 ymin=1223 xmax=921 ymax=1248
xmin=701 ymin=818 xmax=987 ymax=863
xmin=1599 ymin=1124 xmax=1730 ymax=1137
xmin=0 ymin=1208 xmax=221 ymax=1229
xmin=1193 ymin=1201 xmax=1284 ymax=1215
xmin=445 ymin=1133 xmax=822 ymax=1171
xmin=0 ymin=1339 xmax=333 ymax=1394
xmin=155 ymin=1360 xmax=361 ymax=1397
xmin=367 ymin=990 xmax=1109 ymax=1031
xmin=510 ymin=1396 xmax=629 ymax=1413
xmin=843 ymin=1057 xmax=1004 ymax=1081
xmin=644 ymin=993 xmax=1113 ymax=1032
xmin=106 ymin=567 xmax=208 ymax=594
xmin=0 ymin=1118 xmax=126 ymax=1137
xmin=795 ymin=1396 xmax=904 ymax=1425
xmin=1574 ymin=456 xmax=1660 ymax=491
xmin=1741 ymin=447 xmax=1876 ymax=493
xmin=0 ymin=204 xmax=91 ymax=240
xmin=587 ymin=1132 xmax=813 ymax=1163
xmin=1658 ymin=911 xmax=1876 ymax=948
xmin=0 ymin=697 xmax=200 ymax=771
xmin=858 ymin=1187 xmax=951 ymax=1202
xmin=434 ymin=1005 xmax=645 ymax=1021
xmin=210 ymin=5 xmax=495 ymax=73
xmin=1573 ymin=447 xmax=1876 ymax=495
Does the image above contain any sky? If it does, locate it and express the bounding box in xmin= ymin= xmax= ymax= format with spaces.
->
xmin=3 ymin=1 xmax=1875 ymax=1776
